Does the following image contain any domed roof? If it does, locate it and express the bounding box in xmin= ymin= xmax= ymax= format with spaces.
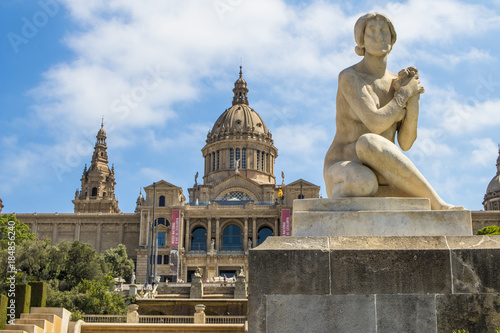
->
xmin=211 ymin=104 xmax=269 ymax=136
xmin=484 ymin=147 xmax=500 ymax=208
xmin=486 ymin=148 xmax=500 ymax=195
xmin=206 ymin=67 xmax=272 ymax=144
xmin=97 ymin=119 xmax=106 ymax=137
xmin=487 ymin=174 xmax=500 ymax=195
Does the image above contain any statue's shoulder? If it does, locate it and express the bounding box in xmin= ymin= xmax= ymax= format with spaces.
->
xmin=338 ymin=66 xmax=360 ymax=89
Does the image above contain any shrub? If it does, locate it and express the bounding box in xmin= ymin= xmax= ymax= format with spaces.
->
xmin=477 ymin=226 xmax=500 ymax=235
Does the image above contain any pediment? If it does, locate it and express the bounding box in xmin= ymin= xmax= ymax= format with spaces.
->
xmin=285 ymin=179 xmax=319 ymax=188
xmin=144 ymin=180 xmax=180 ymax=190
xmin=212 ymin=174 xmax=263 ymax=201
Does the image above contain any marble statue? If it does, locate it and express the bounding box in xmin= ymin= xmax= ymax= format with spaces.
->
xmin=323 ymin=12 xmax=458 ymax=210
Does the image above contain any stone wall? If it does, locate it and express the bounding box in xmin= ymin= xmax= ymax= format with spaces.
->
xmin=249 ymin=236 xmax=500 ymax=333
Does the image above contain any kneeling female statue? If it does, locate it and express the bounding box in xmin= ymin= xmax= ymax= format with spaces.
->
xmin=323 ymin=12 xmax=458 ymax=210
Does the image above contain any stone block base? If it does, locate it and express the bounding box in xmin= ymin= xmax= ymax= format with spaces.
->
xmin=292 ymin=198 xmax=472 ymax=236
xmin=248 ymin=236 xmax=500 ymax=333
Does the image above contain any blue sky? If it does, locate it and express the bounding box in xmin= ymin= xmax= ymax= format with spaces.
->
xmin=1 ymin=0 xmax=500 ymax=213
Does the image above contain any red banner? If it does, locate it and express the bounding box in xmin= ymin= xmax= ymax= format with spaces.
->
xmin=281 ymin=209 xmax=290 ymax=236
xmin=171 ymin=210 xmax=180 ymax=246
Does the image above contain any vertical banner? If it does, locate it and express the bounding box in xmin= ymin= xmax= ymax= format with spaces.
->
xmin=170 ymin=210 xmax=180 ymax=276
xmin=281 ymin=209 xmax=291 ymax=236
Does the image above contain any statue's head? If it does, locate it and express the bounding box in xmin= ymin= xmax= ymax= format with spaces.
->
xmin=354 ymin=12 xmax=397 ymax=56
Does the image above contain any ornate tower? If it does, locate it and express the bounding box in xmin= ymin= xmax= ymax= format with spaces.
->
xmin=73 ymin=121 xmax=120 ymax=213
xmin=483 ymin=146 xmax=500 ymax=210
xmin=202 ymin=67 xmax=278 ymax=186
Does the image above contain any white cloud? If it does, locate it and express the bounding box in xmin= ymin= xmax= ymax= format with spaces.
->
xmin=470 ymin=138 xmax=498 ymax=167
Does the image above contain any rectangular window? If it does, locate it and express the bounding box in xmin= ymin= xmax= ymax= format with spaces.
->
xmin=163 ymin=255 xmax=169 ymax=265
xmin=230 ymin=149 xmax=234 ymax=169
xmin=242 ymin=148 xmax=246 ymax=169
xmin=158 ymin=232 xmax=165 ymax=246
xmin=157 ymin=255 xmax=162 ymax=265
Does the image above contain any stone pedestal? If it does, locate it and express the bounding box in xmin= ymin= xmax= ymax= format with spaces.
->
xmin=190 ymin=276 xmax=203 ymax=299
xmin=293 ymin=198 xmax=472 ymax=236
xmin=234 ymin=275 xmax=247 ymax=299
xmin=248 ymin=236 xmax=500 ymax=333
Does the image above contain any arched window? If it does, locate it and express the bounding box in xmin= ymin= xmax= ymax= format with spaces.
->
xmin=191 ymin=227 xmax=207 ymax=251
xmin=159 ymin=195 xmax=165 ymax=207
xmin=92 ymin=187 xmax=98 ymax=196
xmin=222 ymin=225 xmax=242 ymax=251
xmin=158 ymin=232 xmax=165 ymax=246
xmin=230 ymin=148 xmax=234 ymax=169
xmin=242 ymin=148 xmax=246 ymax=169
xmin=258 ymin=227 xmax=273 ymax=245
xmin=157 ymin=218 xmax=165 ymax=225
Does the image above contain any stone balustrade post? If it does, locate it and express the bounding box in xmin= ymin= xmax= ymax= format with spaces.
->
xmin=193 ymin=304 xmax=206 ymax=324
xmin=126 ymin=304 xmax=139 ymax=323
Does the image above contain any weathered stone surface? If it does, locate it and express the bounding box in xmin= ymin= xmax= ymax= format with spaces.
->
xmin=248 ymin=237 xmax=330 ymax=333
xmin=448 ymin=236 xmax=500 ymax=293
xmin=293 ymin=197 xmax=431 ymax=211
xmin=330 ymin=248 xmax=451 ymax=294
xmin=376 ymin=294 xmax=436 ymax=332
xmin=436 ymin=293 xmax=500 ymax=332
xmin=248 ymin=236 xmax=500 ymax=332
xmin=293 ymin=198 xmax=472 ymax=237
xmin=249 ymin=237 xmax=330 ymax=296
xmin=266 ymin=295 xmax=376 ymax=333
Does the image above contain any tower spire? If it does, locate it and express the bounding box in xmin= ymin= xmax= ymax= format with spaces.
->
xmin=73 ymin=121 xmax=119 ymax=213
xmin=232 ymin=66 xmax=249 ymax=106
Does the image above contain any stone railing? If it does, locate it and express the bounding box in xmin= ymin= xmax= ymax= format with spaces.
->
xmin=83 ymin=314 xmax=246 ymax=325
xmin=139 ymin=315 xmax=194 ymax=324
xmin=84 ymin=315 xmax=127 ymax=323
xmin=206 ymin=316 xmax=246 ymax=324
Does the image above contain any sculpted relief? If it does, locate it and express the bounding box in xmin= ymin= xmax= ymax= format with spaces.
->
xmin=323 ymin=13 xmax=460 ymax=210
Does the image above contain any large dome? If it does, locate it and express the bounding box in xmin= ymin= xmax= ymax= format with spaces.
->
xmin=483 ymin=147 xmax=500 ymax=210
xmin=206 ymin=67 xmax=272 ymax=145
xmin=210 ymin=104 xmax=269 ymax=137
xmin=487 ymin=174 xmax=500 ymax=195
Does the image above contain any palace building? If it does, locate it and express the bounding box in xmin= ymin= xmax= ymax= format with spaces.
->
xmin=15 ymin=68 xmax=320 ymax=283
xmin=12 ymin=69 xmax=500 ymax=283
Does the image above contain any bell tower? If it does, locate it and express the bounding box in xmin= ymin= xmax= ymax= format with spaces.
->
xmin=72 ymin=121 xmax=120 ymax=213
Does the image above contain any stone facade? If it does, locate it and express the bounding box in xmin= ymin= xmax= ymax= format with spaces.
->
xmin=12 ymin=69 xmax=321 ymax=284
xmin=8 ymin=69 xmax=500 ymax=284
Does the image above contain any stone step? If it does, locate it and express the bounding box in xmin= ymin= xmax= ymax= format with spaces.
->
xmin=29 ymin=308 xmax=70 ymax=333
xmin=21 ymin=313 xmax=61 ymax=333
xmin=13 ymin=319 xmax=52 ymax=333
xmin=4 ymin=325 xmax=43 ymax=333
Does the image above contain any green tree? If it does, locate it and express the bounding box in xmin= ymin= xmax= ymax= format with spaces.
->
xmin=477 ymin=226 xmax=500 ymax=235
xmin=64 ymin=241 xmax=107 ymax=290
xmin=104 ymin=244 xmax=134 ymax=279
xmin=0 ymin=214 xmax=35 ymax=248
xmin=74 ymin=279 xmax=126 ymax=315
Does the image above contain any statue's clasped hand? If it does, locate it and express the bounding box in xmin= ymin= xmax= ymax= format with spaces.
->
xmin=394 ymin=66 xmax=424 ymax=96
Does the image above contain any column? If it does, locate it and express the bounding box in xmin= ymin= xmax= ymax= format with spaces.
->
xmin=207 ymin=218 xmax=212 ymax=250
xmin=74 ymin=221 xmax=81 ymax=241
xmin=274 ymin=218 xmax=279 ymax=236
xmin=96 ymin=223 xmax=102 ymax=253
xmin=52 ymin=223 xmax=58 ymax=244
xmin=252 ymin=217 xmax=257 ymax=247
xmin=119 ymin=223 xmax=125 ymax=243
xmin=243 ymin=218 xmax=248 ymax=251
xmin=215 ymin=218 xmax=220 ymax=251
xmin=185 ymin=218 xmax=190 ymax=251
